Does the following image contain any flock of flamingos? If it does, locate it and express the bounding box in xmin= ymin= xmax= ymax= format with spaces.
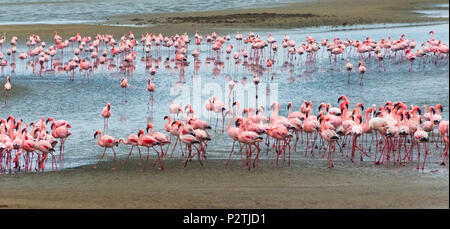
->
xmin=0 ymin=29 xmax=448 ymax=173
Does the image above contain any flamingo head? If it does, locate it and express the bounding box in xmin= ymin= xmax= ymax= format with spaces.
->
xmin=357 ymin=103 xmax=364 ymax=111
xmin=184 ymin=104 xmax=191 ymax=111
xmin=46 ymin=117 xmax=54 ymax=125
xmin=429 ymin=106 xmax=435 ymax=114
xmin=171 ymin=121 xmax=181 ymax=128
xmin=287 ymin=102 xmax=292 ymax=110
xmin=436 ymin=104 xmax=443 ymax=113
xmin=404 ymin=111 xmax=411 ymax=120
xmin=270 ymin=102 xmax=279 ymax=111
xmin=94 ymin=130 xmax=101 ymax=139
xmin=356 ymin=114 xmax=362 ymax=123
xmin=146 ymin=123 xmax=153 ymax=133
xmin=107 ymin=103 xmax=111 ymax=110
xmin=414 ymin=106 xmax=422 ymax=115
xmin=6 ymin=115 xmax=14 ymax=123
xmin=137 ymin=129 xmax=145 ymax=137
xmin=337 ymin=95 xmax=347 ymax=104
xmin=235 ymin=117 xmax=244 ymax=127
xmin=358 ymin=61 xmax=363 ymax=66
xmin=242 ymin=108 xmax=248 ymax=116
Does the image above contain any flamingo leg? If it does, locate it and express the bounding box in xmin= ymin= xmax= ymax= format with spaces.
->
xmin=122 ymin=146 xmax=134 ymax=166
xmin=111 ymin=147 xmax=116 ymax=170
xmin=93 ymin=147 xmax=107 ymax=169
xmin=225 ymin=141 xmax=236 ymax=165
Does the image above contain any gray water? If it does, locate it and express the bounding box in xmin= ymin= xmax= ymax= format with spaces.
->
xmin=0 ymin=0 xmax=299 ymax=25
xmin=1 ymin=23 xmax=449 ymax=176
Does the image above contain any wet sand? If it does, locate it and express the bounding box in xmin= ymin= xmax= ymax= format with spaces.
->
xmin=0 ymin=159 xmax=448 ymax=208
xmin=0 ymin=0 xmax=448 ymax=40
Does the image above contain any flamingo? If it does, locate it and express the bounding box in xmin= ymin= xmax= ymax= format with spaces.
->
xmin=4 ymin=76 xmax=11 ymax=106
xmin=438 ymin=121 xmax=449 ymax=165
xmin=147 ymin=78 xmax=155 ymax=105
xmin=120 ymin=77 xmax=128 ymax=103
xmin=146 ymin=123 xmax=170 ymax=170
xmin=345 ymin=59 xmax=353 ymax=83
xmin=101 ymin=103 xmax=111 ymax=133
xmin=211 ymin=96 xmax=226 ymax=133
xmin=225 ymin=107 xmax=240 ymax=165
xmin=93 ymin=130 xmax=119 ymax=170
xmin=137 ymin=129 xmax=160 ymax=170
xmin=169 ymin=101 xmax=183 ymax=120
xmin=236 ymin=117 xmax=263 ymax=170
xmin=174 ymin=122 xmax=202 ymax=167
xmin=358 ymin=61 xmax=366 ymax=85
xmin=319 ymin=116 xmax=340 ymax=168
xmin=50 ymin=122 xmax=71 ymax=162
xmin=35 ymin=139 xmax=57 ymax=172
xmin=118 ymin=133 xmax=143 ymax=166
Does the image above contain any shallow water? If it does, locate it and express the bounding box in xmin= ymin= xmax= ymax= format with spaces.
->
xmin=1 ymin=23 xmax=449 ymax=176
xmin=0 ymin=0 xmax=299 ymax=25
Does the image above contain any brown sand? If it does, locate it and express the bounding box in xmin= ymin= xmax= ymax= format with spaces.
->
xmin=0 ymin=159 xmax=448 ymax=208
xmin=0 ymin=0 xmax=448 ymax=41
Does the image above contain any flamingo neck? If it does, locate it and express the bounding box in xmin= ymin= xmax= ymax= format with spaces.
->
xmin=227 ymin=111 xmax=234 ymax=131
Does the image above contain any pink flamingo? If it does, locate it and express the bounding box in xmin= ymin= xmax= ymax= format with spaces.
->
xmin=147 ymin=123 xmax=170 ymax=170
xmin=345 ymin=59 xmax=353 ymax=83
xmin=101 ymin=103 xmax=111 ymax=133
xmin=439 ymin=121 xmax=449 ymax=165
xmin=174 ymin=121 xmax=202 ymax=167
xmin=50 ymin=122 xmax=71 ymax=162
xmin=225 ymin=107 xmax=240 ymax=165
xmin=35 ymin=139 xmax=57 ymax=172
xmin=93 ymin=130 xmax=119 ymax=170
xmin=147 ymin=78 xmax=155 ymax=105
xmin=137 ymin=129 xmax=160 ymax=170
xmin=4 ymin=76 xmax=11 ymax=106
xmin=319 ymin=116 xmax=340 ymax=168
xmin=414 ymin=127 xmax=429 ymax=170
xmin=120 ymin=77 xmax=128 ymax=103
xmin=211 ymin=97 xmax=226 ymax=133
xmin=358 ymin=61 xmax=366 ymax=85
xmin=118 ymin=133 xmax=143 ymax=166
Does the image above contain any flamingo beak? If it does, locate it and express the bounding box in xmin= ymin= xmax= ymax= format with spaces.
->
xmin=94 ymin=132 xmax=98 ymax=139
